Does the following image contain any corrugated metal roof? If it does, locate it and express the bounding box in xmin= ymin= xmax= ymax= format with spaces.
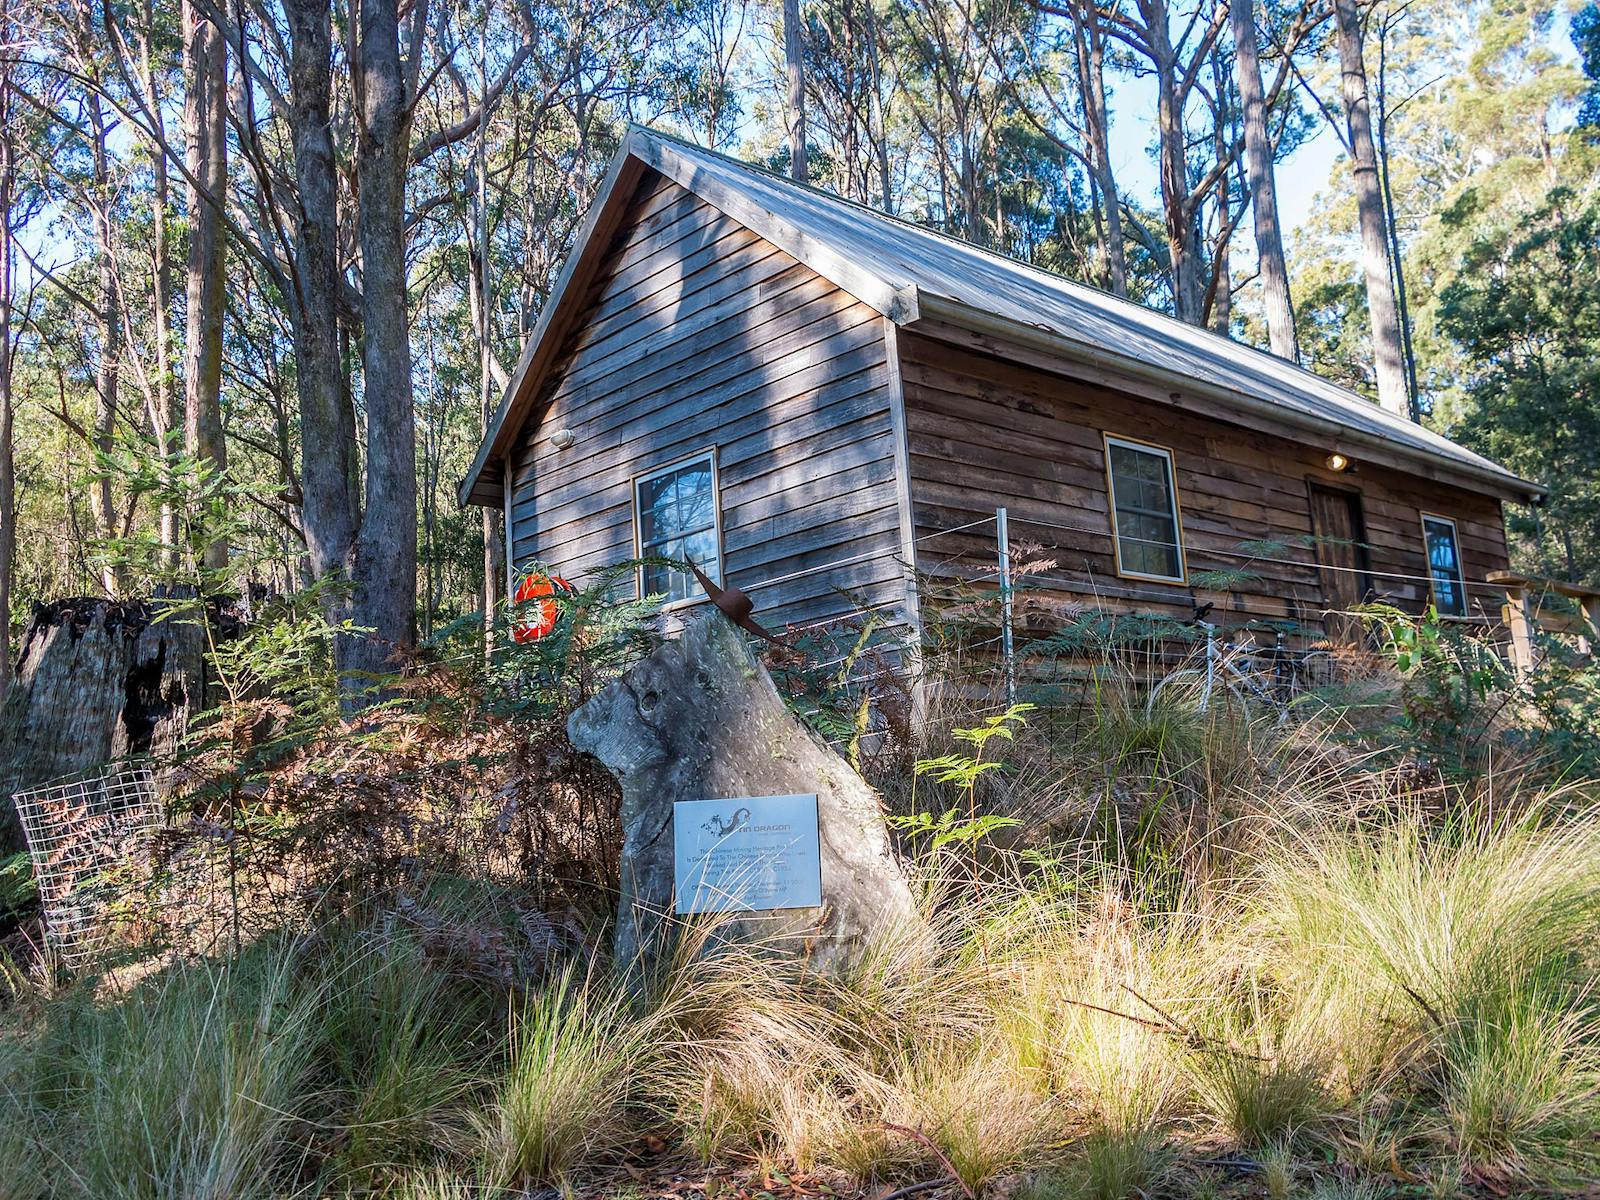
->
xmin=633 ymin=127 xmax=1539 ymax=501
xmin=460 ymin=127 xmax=1540 ymax=506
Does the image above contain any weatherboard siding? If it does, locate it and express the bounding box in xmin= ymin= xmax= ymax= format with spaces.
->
xmin=897 ymin=330 xmax=1512 ymax=634
xmin=505 ymin=172 xmax=908 ymax=632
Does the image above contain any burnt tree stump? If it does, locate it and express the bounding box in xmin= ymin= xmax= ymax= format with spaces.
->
xmin=568 ymin=610 xmax=917 ymax=977
xmin=0 ymin=598 xmax=213 ymax=853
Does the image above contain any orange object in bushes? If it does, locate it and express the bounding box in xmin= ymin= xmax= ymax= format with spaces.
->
xmin=511 ymin=572 xmax=573 ymax=642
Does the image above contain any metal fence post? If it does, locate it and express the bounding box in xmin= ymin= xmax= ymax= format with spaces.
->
xmin=997 ymin=506 xmax=1015 ymax=704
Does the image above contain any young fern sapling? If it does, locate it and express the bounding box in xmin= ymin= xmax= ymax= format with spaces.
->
xmin=892 ymin=703 xmax=1033 ymax=883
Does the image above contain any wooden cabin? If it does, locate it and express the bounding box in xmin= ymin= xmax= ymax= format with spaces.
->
xmin=459 ymin=127 xmax=1543 ymax=645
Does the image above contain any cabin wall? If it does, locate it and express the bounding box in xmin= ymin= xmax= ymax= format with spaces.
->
xmin=897 ymin=330 xmax=1511 ymax=633
xmin=505 ymin=172 xmax=908 ymax=632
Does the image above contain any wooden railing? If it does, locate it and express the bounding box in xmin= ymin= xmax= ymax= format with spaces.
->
xmin=1486 ymin=570 xmax=1600 ymax=673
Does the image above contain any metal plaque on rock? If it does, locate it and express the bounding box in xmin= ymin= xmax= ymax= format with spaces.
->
xmin=673 ymin=793 xmax=822 ymax=914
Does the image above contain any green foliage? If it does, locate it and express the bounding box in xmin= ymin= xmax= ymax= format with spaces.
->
xmin=1352 ymin=601 xmax=1600 ymax=781
xmin=891 ymin=705 xmax=1033 ymax=857
xmin=919 ymin=703 xmax=1035 ymax=786
xmin=890 ymin=806 xmax=1022 ymax=852
xmin=431 ymin=560 xmax=661 ymax=721
xmin=1358 ymin=603 xmax=1508 ymax=773
xmin=1434 ymin=185 xmax=1600 ymax=584
xmin=1576 ymin=3 xmax=1600 ymax=128
xmin=0 ymin=852 xmax=35 ymax=918
xmin=769 ymin=610 xmax=903 ymax=753
xmin=1515 ymin=637 xmax=1600 ymax=775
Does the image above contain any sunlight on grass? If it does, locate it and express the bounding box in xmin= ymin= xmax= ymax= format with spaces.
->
xmin=482 ymin=966 xmax=643 ymax=1189
xmin=4 ymin=692 xmax=1600 ymax=1197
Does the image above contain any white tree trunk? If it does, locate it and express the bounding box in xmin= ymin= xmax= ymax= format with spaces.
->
xmin=1230 ymin=0 xmax=1299 ymax=361
xmin=1335 ymin=0 xmax=1409 ymax=416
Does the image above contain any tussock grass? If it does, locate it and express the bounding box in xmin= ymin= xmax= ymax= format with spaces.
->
xmin=482 ymin=966 xmax=644 ymax=1188
xmin=5 ymin=934 xmax=322 ymax=1199
xmin=5 ymin=698 xmax=1600 ymax=1197
xmin=319 ymin=932 xmax=481 ymax=1183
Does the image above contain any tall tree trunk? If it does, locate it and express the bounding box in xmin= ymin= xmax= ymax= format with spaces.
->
xmin=1374 ymin=17 xmax=1419 ymax=415
xmin=784 ymin=0 xmax=807 ymax=182
xmin=350 ymin=0 xmax=418 ymax=684
xmin=1073 ymin=1 xmax=1127 ymax=296
xmin=284 ymin=0 xmax=358 ymax=592
xmin=1229 ymin=0 xmax=1298 ymax=361
xmin=1210 ymin=70 xmax=1234 ymax=336
xmin=1148 ymin=13 xmax=1201 ymax=322
xmin=471 ymin=43 xmax=502 ymax=656
xmin=138 ymin=0 xmax=180 ymax=566
xmin=864 ymin=0 xmax=892 ymax=213
xmin=182 ymin=0 xmax=230 ymax=571
xmin=1333 ymin=0 xmax=1408 ymax=416
xmin=0 ymin=7 xmax=15 ymax=695
xmin=86 ymin=88 xmax=124 ymax=596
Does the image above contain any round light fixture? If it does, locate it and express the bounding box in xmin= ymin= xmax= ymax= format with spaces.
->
xmin=1325 ymin=452 xmax=1350 ymax=472
xmin=549 ymin=428 xmax=577 ymax=451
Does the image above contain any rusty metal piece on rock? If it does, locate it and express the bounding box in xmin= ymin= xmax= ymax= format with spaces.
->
xmin=685 ymin=557 xmax=784 ymax=645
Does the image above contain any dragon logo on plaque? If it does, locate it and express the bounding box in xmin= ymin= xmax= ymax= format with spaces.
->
xmin=675 ymin=794 xmax=822 ymax=914
xmin=699 ymin=806 xmax=751 ymax=838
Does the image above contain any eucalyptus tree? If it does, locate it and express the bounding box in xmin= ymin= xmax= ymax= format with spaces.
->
xmin=1333 ymin=0 xmax=1408 ymax=417
xmin=1229 ymin=0 xmax=1297 ymax=359
xmin=0 ymin=0 xmax=46 ymax=686
xmin=181 ymin=0 xmax=228 ymax=568
xmin=798 ymin=0 xmax=897 ymax=209
xmin=889 ymin=0 xmax=1040 ymax=246
xmin=784 ymin=0 xmax=807 ymax=179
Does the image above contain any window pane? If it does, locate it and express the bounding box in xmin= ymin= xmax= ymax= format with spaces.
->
xmin=682 ymin=528 xmax=719 ymax=577
xmin=1424 ymin=518 xmax=1466 ymax=617
xmin=1108 ymin=441 xmax=1182 ymax=580
xmin=636 ymin=454 xmax=719 ymax=602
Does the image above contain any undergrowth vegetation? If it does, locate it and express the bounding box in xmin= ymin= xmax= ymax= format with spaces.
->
xmin=2 ymin=577 xmax=1599 ymax=1199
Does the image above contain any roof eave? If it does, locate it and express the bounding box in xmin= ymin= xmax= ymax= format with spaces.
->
xmin=457 ymin=134 xmax=652 ymax=508
xmin=458 ymin=128 xmax=918 ymax=508
xmin=909 ymin=292 xmax=1546 ymax=507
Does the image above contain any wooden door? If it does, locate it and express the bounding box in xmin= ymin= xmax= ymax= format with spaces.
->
xmin=1308 ymin=483 xmax=1372 ymax=639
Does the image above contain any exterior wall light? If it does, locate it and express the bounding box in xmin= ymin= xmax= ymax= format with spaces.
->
xmin=549 ymin=428 xmax=577 ymax=451
xmin=1325 ymin=452 xmax=1351 ymax=472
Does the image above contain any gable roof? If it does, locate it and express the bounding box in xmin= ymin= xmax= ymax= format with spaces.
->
xmin=460 ymin=125 xmax=1542 ymax=507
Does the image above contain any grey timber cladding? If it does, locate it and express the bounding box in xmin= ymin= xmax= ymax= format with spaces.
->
xmin=505 ymin=172 xmax=907 ymax=631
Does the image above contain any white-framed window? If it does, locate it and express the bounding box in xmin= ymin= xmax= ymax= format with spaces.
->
xmin=633 ymin=450 xmax=722 ymax=605
xmin=1103 ymin=433 xmax=1187 ymax=584
xmin=1421 ymin=513 xmax=1467 ymax=617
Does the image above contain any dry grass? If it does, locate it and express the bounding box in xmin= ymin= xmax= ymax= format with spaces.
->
xmin=5 ymin=671 xmax=1600 ymax=1197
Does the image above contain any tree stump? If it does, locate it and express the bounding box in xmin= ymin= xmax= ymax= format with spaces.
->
xmin=0 ymin=599 xmax=212 ymax=853
xmin=568 ymin=610 xmax=916 ymax=977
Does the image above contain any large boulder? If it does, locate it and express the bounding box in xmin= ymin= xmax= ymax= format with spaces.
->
xmin=567 ymin=610 xmax=916 ymax=977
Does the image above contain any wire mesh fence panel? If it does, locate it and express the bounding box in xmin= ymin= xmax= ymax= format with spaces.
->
xmin=12 ymin=759 xmax=161 ymax=967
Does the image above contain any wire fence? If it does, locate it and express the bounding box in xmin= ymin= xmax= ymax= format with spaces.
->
xmin=12 ymin=759 xmax=161 ymax=967
xmin=463 ymin=500 xmax=1535 ymax=690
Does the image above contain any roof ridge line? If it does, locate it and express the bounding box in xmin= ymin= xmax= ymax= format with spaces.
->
xmin=626 ymin=123 xmax=1406 ymax=416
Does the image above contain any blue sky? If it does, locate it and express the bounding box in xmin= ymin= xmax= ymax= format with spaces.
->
xmin=1102 ymin=68 xmax=1344 ymax=242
